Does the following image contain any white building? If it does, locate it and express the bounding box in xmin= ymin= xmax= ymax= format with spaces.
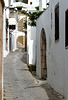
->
xmin=3 ymin=0 xmax=10 ymax=57
xmin=11 ymin=30 xmax=25 ymax=51
xmin=28 ymin=0 xmax=39 ymax=7
xmin=9 ymin=18 xmax=17 ymax=32
xmin=27 ymin=0 xmax=39 ymax=67
xmin=39 ymin=0 xmax=49 ymax=11
xmin=36 ymin=0 xmax=68 ymax=99
xmin=3 ymin=0 xmax=27 ymax=57
xmin=10 ymin=0 xmax=39 ymax=66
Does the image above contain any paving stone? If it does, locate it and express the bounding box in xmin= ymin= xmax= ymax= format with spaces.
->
xmin=3 ymin=47 xmax=64 ymax=100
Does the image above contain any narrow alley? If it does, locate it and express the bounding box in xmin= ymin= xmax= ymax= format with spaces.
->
xmin=0 ymin=0 xmax=67 ymax=99
xmin=3 ymin=47 xmax=63 ymax=100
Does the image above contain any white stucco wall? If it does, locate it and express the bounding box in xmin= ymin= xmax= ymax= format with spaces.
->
xmin=3 ymin=0 xmax=10 ymax=57
xmin=5 ymin=0 xmax=9 ymax=7
xmin=9 ymin=18 xmax=18 ymax=31
xmin=10 ymin=0 xmax=14 ymax=5
xmin=39 ymin=0 xmax=46 ymax=11
xmin=9 ymin=18 xmax=16 ymax=25
xmin=27 ymin=17 xmax=36 ymax=65
xmin=3 ymin=7 xmax=8 ymax=58
xmin=27 ymin=0 xmax=39 ymax=66
xmin=36 ymin=0 xmax=68 ymax=99
xmin=28 ymin=0 xmax=39 ymax=7
xmin=39 ymin=0 xmax=49 ymax=11
xmin=36 ymin=8 xmax=50 ymax=79
xmin=5 ymin=0 xmax=10 ymax=54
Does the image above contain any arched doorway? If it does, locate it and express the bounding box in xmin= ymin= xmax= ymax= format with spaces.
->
xmin=41 ymin=28 xmax=47 ymax=79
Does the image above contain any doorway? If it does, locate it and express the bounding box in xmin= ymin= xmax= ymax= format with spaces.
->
xmin=41 ymin=28 xmax=47 ymax=79
xmin=9 ymin=33 xmax=12 ymax=52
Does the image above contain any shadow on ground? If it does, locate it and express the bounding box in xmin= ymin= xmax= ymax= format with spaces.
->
xmin=40 ymin=83 xmax=64 ymax=100
xmin=4 ymin=46 xmax=64 ymax=100
xmin=31 ymin=71 xmax=64 ymax=100
xmin=16 ymin=46 xmax=64 ymax=100
xmin=21 ymin=52 xmax=27 ymax=64
xmin=16 ymin=46 xmax=27 ymax=64
xmin=18 ymin=46 xmax=25 ymax=52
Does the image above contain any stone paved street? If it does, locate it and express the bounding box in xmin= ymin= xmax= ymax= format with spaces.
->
xmin=3 ymin=47 xmax=64 ymax=100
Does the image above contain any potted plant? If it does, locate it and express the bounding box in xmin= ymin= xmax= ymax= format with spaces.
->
xmin=16 ymin=0 xmax=19 ymax=2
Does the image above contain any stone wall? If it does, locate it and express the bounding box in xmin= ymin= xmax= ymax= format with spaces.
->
xmin=17 ymin=36 xmax=25 ymax=48
xmin=0 ymin=0 xmax=4 ymax=99
xmin=18 ymin=17 xmax=26 ymax=32
xmin=18 ymin=18 xmax=23 ymax=32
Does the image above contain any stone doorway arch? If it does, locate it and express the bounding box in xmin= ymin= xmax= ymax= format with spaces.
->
xmin=41 ymin=28 xmax=47 ymax=79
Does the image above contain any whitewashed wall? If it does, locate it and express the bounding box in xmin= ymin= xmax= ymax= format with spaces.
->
xmin=36 ymin=0 xmax=68 ymax=99
xmin=10 ymin=0 xmax=14 ymax=5
xmin=9 ymin=18 xmax=17 ymax=25
xmin=3 ymin=0 xmax=10 ymax=57
xmin=28 ymin=0 xmax=39 ymax=7
xmin=27 ymin=16 xmax=36 ymax=65
xmin=3 ymin=6 xmax=7 ymax=57
xmin=39 ymin=0 xmax=49 ymax=11
xmin=27 ymin=0 xmax=39 ymax=65
xmin=9 ymin=18 xmax=18 ymax=31
xmin=39 ymin=0 xmax=46 ymax=11
xmin=6 ymin=0 xmax=10 ymax=54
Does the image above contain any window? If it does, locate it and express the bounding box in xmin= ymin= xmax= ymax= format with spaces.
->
xmin=9 ymin=25 xmax=16 ymax=30
xmin=30 ymin=2 xmax=32 ymax=5
xmin=65 ymin=10 xmax=68 ymax=47
xmin=55 ymin=4 xmax=59 ymax=41
xmin=51 ymin=12 xmax=52 ymax=29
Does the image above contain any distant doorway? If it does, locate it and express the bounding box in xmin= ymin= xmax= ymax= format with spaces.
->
xmin=9 ymin=33 xmax=12 ymax=52
xmin=41 ymin=28 xmax=47 ymax=79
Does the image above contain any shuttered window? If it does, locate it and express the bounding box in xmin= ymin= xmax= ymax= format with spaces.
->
xmin=55 ymin=4 xmax=59 ymax=41
xmin=65 ymin=10 xmax=68 ymax=47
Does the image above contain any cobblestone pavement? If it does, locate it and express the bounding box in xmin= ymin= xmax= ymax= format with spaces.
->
xmin=3 ymin=47 xmax=64 ymax=100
